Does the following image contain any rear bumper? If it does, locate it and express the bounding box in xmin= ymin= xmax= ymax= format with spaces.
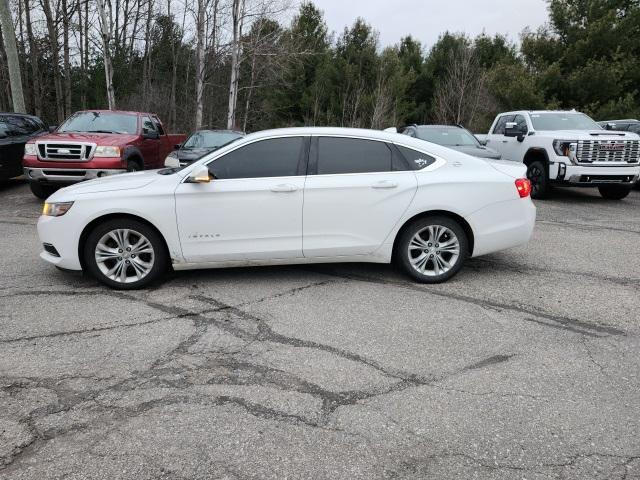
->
xmin=467 ymin=197 xmax=536 ymax=257
xmin=550 ymin=162 xmax=640 ymax=186
xmin=24 ymin=167 xmax=127 ymax=184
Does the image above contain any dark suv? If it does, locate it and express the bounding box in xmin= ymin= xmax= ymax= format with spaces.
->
xmin=0 ymin=113 xmax=47 ymax=181
xmin=598 ymin=119 xmax=640 ymax=134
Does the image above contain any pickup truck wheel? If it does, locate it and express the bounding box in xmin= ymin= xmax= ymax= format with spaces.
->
xmin=397 ymin=216 xmax=469 ymax=284
xmin=526 ymin=161 xmax=549 ymax=199
xmin=84 ymin=218 xmax=167 ymax=290
xmin=598 ymin=185 xmax=632 ymax=200
xmin=29 ymin=182 xmax=56 ymax=200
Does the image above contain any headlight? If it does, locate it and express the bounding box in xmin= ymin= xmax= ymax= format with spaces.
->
xmin=94 ymin=146 xmax=121 ymax=157
xmin=24 ymin=143 xmax=37 ymax=155
xmin=165 ymin=154 xmax=180 ymax=168
xmin=42 ymin=202 xmax=74 ymax=217
xmin=552 ymin=140 xmax=577 ymax=156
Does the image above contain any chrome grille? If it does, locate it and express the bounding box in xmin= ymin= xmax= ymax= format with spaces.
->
xmin=576 ymin=140 xmax=640 ymax=164
xmin=36 ymin=142 xmax=95 ymax=162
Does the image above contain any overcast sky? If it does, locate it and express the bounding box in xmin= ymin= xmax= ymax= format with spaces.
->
xmin=310 ymin=0 xmax=550 ymax=48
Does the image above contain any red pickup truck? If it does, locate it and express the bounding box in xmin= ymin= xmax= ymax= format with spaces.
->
xmin=22 ymin=110 xmax=185 ymax=198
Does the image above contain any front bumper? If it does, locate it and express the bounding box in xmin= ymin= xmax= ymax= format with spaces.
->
xmin=24 ymin=167 xmax=127 ymax=184
xmin=37 ymin=214 xmax=83 ymax=270
xmin=549 ymin=162 xmax=640 ymax=186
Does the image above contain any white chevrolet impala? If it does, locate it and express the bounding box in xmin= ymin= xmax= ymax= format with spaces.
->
xmin=37 ymin=127 xmax=536 ymax=289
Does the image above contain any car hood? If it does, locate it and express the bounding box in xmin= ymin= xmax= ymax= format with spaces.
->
xmin=175 ymin=148 xmax=216 ymax=162
xmin=32 ymin=132 xmax=139 ymax=146
xmin=49 ymin=170 xmax=160 ymax=200
xmin=537 ymin=130 xmax=640 ymax=141
xmin=450 ymin=145 xmax=501 ymax=159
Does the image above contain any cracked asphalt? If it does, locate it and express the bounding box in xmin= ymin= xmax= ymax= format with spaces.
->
xmin=0 ymin=178 xmax=639 ymax=479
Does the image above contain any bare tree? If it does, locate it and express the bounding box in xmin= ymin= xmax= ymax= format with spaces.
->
xmin=23 ymin=0 xmax=41 ymax=116
xmin=432 ymin=45 xmax=488 ymax=129
xmin=0 ymin=0 xmax=26 ymax=112
xmin=96 ymin=0 xmax=117 ymax=109
xmin=194 ymin=0 xmax=207 ymax=128
xmin=226 ymin=0 xmax=245 ymax=129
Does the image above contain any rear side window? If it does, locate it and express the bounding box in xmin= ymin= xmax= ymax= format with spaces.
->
xmin=493 ymin=115 xmax=515 ymax=135
xmin=209 ymin=137 xmax=304 ymax=179
xmin=317 ymin=137 xmax=392 ymax=174
xmin=396 ymin=145 xmax=436 ymax=170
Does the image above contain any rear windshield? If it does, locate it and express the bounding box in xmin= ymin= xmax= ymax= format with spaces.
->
xmin=415 ymin=127 xmax=479 ymax=147
xmin=182 ymin=131 xmax=243 ymax=149
xmin=58 ymin=112 xmax=138 ymax=134
xmin=530 ymin=113 xmax=601 ymax=131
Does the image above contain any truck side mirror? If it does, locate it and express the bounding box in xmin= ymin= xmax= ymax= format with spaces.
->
xmin=174 ymin=143 xmax=182 ymax=150
xmin=504 ymin=122 xmax=526 ymax=142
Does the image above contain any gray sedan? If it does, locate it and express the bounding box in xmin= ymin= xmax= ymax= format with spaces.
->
xmin=401 ymin=124 xmax=501 ymax=160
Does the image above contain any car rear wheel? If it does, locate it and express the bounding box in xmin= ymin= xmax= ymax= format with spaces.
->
xmin=397 ymin=216 xmax=469 ymax=283
xmin=29 ymin=182 xmax=57 ymax=200
xmin=84 ymin=218 xmax=167 ymax=289
xmin=598 ymin=185 xmax=631 ymax=200
xmin=526 ymin=161 xmax=549 ymax=199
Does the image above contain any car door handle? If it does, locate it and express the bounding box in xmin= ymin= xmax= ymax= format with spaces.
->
xmin=371 ymin=180 xmax=398 ymax=189
xmin=270 ymin=184 xmax=298 ymax=193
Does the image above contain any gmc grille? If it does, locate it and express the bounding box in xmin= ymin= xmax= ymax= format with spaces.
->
xmin=36 ymin=142 xmax=96 ymax=162
xmin=576 ymin=140 xmax=640 ymax=164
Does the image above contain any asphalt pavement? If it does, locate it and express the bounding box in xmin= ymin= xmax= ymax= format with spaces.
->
xmin=0 ymin=178 xmax=639 ymax=479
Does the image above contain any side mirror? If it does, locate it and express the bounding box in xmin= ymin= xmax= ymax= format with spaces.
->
xmin=174 ymin=143 xmax=182 ymax=150
xmin=48 ymin=126 xmax=57 ymax=133
xmin=165 ymin=155 xmax=180 ymax=168
xmin=604 ymin=123 xmax=614 ymax=130
xmin=185 ymin=165 xmax=211 ymax=183
xmin=143 ymin=129 xmax=160 ymax=140
xmin=504 ymin=122 xmax=526 ymax=141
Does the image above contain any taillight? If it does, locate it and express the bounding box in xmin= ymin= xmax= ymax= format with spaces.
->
xmin=515 ymin=178 xmax=531 ymax=198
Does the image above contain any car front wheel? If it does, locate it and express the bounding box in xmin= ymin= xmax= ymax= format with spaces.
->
xmin=397 ymin=216 xmax=469 ymax=283
xmin=84 ymin=218 xmax=167 ymax=289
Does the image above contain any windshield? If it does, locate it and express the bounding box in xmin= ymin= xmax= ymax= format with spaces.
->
xmin=530 ymin=113 xmax=601 ymax=131
xmin=415 ymin=127 xmax=479 ymax=147
xmin=58 ymin=112 xmax=138 ymax=134
xmin=182 ymin=131 xmax=243 ymax=150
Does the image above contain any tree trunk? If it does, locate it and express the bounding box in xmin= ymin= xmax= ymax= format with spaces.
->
xmin=141 ymin=0 xmax=153 ymax=109
xmin=0 ymin=0 xmax=26 ymax=112
xmin=40 ymin=0 xmax=64 ymax=121
xmin=23 ymin=0 xmax=41 ymax=117
xmin=61 ymin=0 xmax=72 ymax=116
xmin=227 ymin=0 xmax=244 ymax=130
xmin=97 ymin=0 xmax=116 ymax=109
xmin=194 ymin=0 xmax=205 ymax=129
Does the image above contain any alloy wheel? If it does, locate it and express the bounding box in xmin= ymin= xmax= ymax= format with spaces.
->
xmin=94 ymin=228 xmax=155 ymax=284
xmin=407 ymin=225 xmax=460 ymax=276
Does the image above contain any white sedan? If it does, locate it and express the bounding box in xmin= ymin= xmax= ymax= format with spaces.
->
xmin=37 ymin=127 xmax=536 ymax=289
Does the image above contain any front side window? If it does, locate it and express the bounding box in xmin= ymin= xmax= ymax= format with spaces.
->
xmin=493 ymin=115 xmax=515 ymax=135
xmin=208 ymin=137 xmax=304 ymax=179
xmin=514 ymin=115 xmax=528 ymax=133
xmin=530 ymin=113 xmax=601 ymax=131
xmin=317 ymin=137 xmax=392 ymax=175
xmin=58 ymin=111 xmax=138 ymax=134
xmin=142 ymin=116 xmax=158 ymax=135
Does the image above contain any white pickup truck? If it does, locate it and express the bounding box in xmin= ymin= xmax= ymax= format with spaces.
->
xmin=486 ymin=110 xmax=640 ymax=199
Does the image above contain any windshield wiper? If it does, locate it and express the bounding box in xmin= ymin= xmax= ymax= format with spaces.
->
xmin=86 ymin=130 xmax=119 ymax=134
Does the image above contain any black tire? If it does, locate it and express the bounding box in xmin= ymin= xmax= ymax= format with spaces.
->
xmin=396 ymin=216 xmax=469 ymax=284
xmin=526 ymin=161 xmax=549 ymax=199
xmin=29 ymin=182 xmax=56 ymax=200
xmin=83 ymin=218 xmax=168 ymax=290
xmin=127 ymin=159 xmax=143 ymax=172
xmin=598 ymin=185 xmax=631 ymax=200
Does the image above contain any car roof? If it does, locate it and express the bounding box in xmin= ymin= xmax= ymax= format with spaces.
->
xmin=73 ymin=109 xmax=152 ymax=116
xmin=598 ymin=119 xmax=639 ymax=123
xmin=500 ymin=110 xmax=587 ymax=116
xmin=233 ymin=126 xmax=477 ymax=161
xmin=413 ymin=125 xmax=466 ymax=130
xmin=193 ymin=129 xmax=245 ymax=135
